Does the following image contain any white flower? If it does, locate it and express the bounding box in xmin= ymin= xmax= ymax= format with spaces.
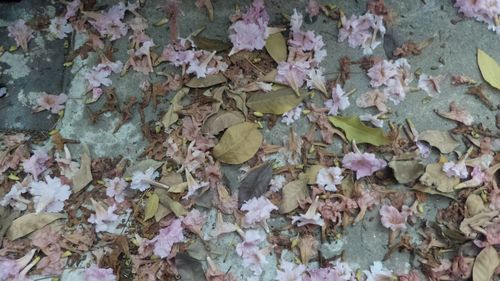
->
xmin=104 ymin=177 xmax=128 ymax=202
xmin=276 ymin=259 xmax=306 ymax=281
xmin=292 ymin=196 xmax=324 ymax=227
xmin=0 ymin=182 xmax=29 ymax=211
xmin=282 ymin=103 xmax=304 ymax=125
xmin=183 ymin=170 xmax=209 ymax=199
xmin=306 ymin=68 xmax=327 ymax=95
xmin=48 ymin=17 xmax=73 ymax=39
xmin=130 ymin=168 xmax=159 ymax=192
xmin=363 ymin=261 xmax=393 ymax=281
xmin=88 ymin=200 xmax=119 ymax=233
xmin=241 ymin=196 xmax=278 ymax=227
xmin=270 ymin=175 xmax=287 ymax=192
xmin=443 ymin=161 xmax=469 ymax=179
xmin=360 ymin=113 xmax=384 ymax=128
xmin=316 ymin=167 xmax=344 ymax=192
xmin=29 ymin=175 xmax=71 ymax=213
xmin=236 ymin=230 xmax=266 ymax=257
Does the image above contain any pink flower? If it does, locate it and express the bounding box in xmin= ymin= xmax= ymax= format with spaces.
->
xmin=384 ymin=78 xmax=406 ymax=105
xmin=33 ymin=93 xmax=68 ymax=114
xmin=324 ymin=84 xmax=350 ymax=116
xmin=88 ymin=200 xmax=119 ymax=233
xmin=316 ymin=167 xmax=343 ymax=192
xmin=48 ymin=17 xmax=73 ymax=39
xmin=104 ymin=177 xmax=127 ymax=203
xmin=85 ymin=67 xmax=112 ymax=89
xmin=64 ymin=0 xmax=81 ymax=19
xmin=288 ymin=10 xmax=326 ymax=64
xmin=442 ymin=161 xmax=469 ymax=179
xmin=87 ymin=3 xmax=129 ymax=41
xmin=276 ymin=61 xmax=310 ymax=94
xmin=84 ymin=264 xmax=116 ymax=281
xmin=292 ymin=196 xmax=325 ymax=227
xmin=489 ymin=188 xmax=500 ymax=210
xmin=228 ymin=0 xmax=269 ymax=55
xmin=338 ymin=13 xmax=385 ymax=55
xmin=7 ymin=20 xmax=34 ymax=52
xmin=418 ymin=74 xmax=445 ymax=97
xmin=306 ymin=68 xmax=328 ymax=96
xmin=342 ymin=152 xmax=386 ymax=179
xmin=22 ymin=149 xmax=50 ymax=179
xmin=130 ymin=167 xmax=159 ymax=192
xmin=306 ymin=0 xmax=321 ymax=18
xmin=455 ymin=0 xmax=500 ymax=34
xmin=0 ymin=249 xmax=36 ymax=281
xmin=29 ymin=175 xmax=72 ymax=213
xmin=276 ymin=259 xmax=306 ymax=281
xmin=379 ymin=205 xmax=408 ymax=231
xmin=153 ymin=219 xmax=185 ymax=258
xmin=367 ymin=60 xmax=398 ymax=88
xmin=182 ymin=209 xmax=206 ymax=236
xmin=305 ymin=261 xmax=356 ymax=281
xmin=240 ymin=196 xmax=278 ymax=227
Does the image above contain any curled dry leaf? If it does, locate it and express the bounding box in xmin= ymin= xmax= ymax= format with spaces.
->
xmin=280 ymin=180 xmax=308 ymax=214
xmin=459 ymin=210 xmax=499 ymax=237
xmin=161 ymin=87 xmax=189 ymax=129
xmin=186 ymin=73 xmax=227 ymax=88
xmin=238 ymin=163 xmax=273 ymax=206
xmin=328 ymin=116 xmax=390 ymax=146
xmin=265 ymin=32 xmax=287 ymax=63
xmin=212 ymin=122 xmax=263 ymax=164
xmin=417 ymin=130 xmax=460 ymax=154
xmin=477 ymin=48 xmax=500 ymax=90
xmin=201 ymin=110 xmax=245 ymax=135
xmin=419 ymin=163 xmax=460 ymax=193
xmin=7 ymin=212 xmax=66 ymax=240
xmin=246 ymin=87 xmax=305 ymax=115
xmin=389 ymin=160 xmax=424 ymax=184
xmin=72 ymin=144 xmax=92 ymax=193
xmin=472 ymin=246 xmax=500 ymax=281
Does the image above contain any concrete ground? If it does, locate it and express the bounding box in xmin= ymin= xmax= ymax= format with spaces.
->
xmin=0 ymin=0 xmax=499 ymax=280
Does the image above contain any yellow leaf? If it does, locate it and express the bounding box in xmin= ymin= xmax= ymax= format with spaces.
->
xmin=72 ymin=144 xmax=92 ymax=193
xmin=473 ymin=246 xmax=500 ymax=281
xmin=246 ymin=87 xmax=304 ymax=115
xmin=477 ymin=48 xmax=500 ymax=90
xmin=279 ymin=180 xmax=308 ymax=214
xmin=213 ymin=122 xmax=263 ymax=164
xmin=265 ymin=32 xmax=287 ymax=63
xmin=7 ymin=213 xmax=66 ymax=241
xmin=144 ymin=193 xmax=159 ymax=221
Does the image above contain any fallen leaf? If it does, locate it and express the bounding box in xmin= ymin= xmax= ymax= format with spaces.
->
xmin=238 ymin=163 xmax=273 ymax=206
xmin=186 ymin=239 xmax=208 ymax=261
xmin=192 ymin=35 xmax=230 ymax=52
xmin=389 ymin=160 xmax=424 ymax=184
xmin=176 ymin=253 xmax=205 ymax=281
xmin=124 ymin=159 xmax=163 ymax=178
xmin=144 ymin=193 xmax=159 ymax=221
xmin=161 ymin=88 xmax=189 ymax=129
xmin=156 ymin=188 xmax=187 ymax=217
xmin=328 ymin=116 xmax=390 ymax=146
xmin=155 ymin=203 xmax=172 ymax=222
xmin=477 ymin=48 xmax=500 ymax=90
xmin=472 ymin=246 xmax=500 ymax=281
xmin=212 ymin=122 xmax=263 ymax=164
xmin=465 ymin=194 xmax=487 ymax=218
xmin=280 ymin=180 xmax=308 ymax=214
xmin=304 ymin=165 xmax=324 ymax=185
xmin=460 ymin=210 xmax=499 ymax=237
xmin=72 ymin=144 xmax=92 ymax=193
xmin=412 ymin=184 xmax=457 ymax=200
xmin=417 ymin=130 xmax=460 ymax=154
xmin=246 ymin=87 xmax=304 ymax=115
xmin=226 ymin=90 xmax=248 ymax=117
xmin=0 ymin=207 xmax=20 ymax=240
xmin=201 ymin=110 xmax=245 ymax=135
xmin=7 ymin=213 xmax=66 ymax=241
xmin=419 ymin=163 xmax=460 ymax=193
xmin=186 ymin=73 xmax=227 ymax=88
xmin=265 ymin=32 xmax=287 ymax=63
xmin=298 ymin=234 xmax=319 ymax=264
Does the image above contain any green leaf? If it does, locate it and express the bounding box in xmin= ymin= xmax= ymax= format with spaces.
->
xmin=265 ymin=32 xmax=287 ymax=63
xmin=247 ymin=87 xmax=304 ymax=115
xmin=328 ymin=116 xmax=390 ymax=146
xmin=144 ymin=193 xmax=159 ymax=221
xmin=213 ymin=122 xmax=263 ymax=164
xmin=473 ymin=246 xmax=500 ymax=281
xmin=477 ymin=48 xmax=500 ymax=90
xmin=280 ymin=180 xmax=308 ymax=214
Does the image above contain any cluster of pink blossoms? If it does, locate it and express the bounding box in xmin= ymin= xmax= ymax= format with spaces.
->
xmin=455 ymin=0 xmax=500 ymax=34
